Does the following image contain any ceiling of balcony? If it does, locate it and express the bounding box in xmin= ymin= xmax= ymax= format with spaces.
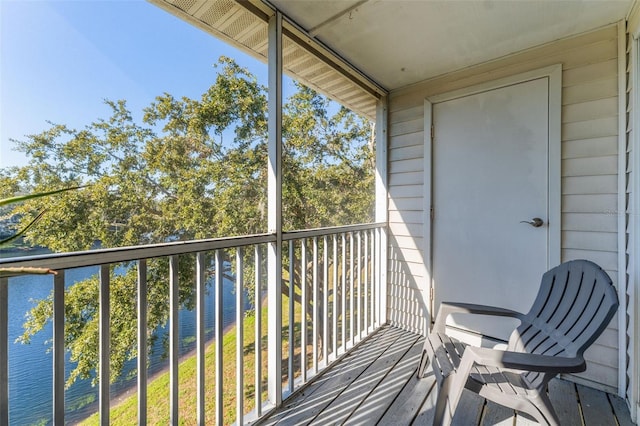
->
xmin=151 ymin=0 xmax=633 ymax=119
xmin=269 ymin=0 xmax=632 ymax=90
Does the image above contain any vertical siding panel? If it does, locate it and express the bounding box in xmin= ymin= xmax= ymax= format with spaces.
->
xmin=387 ymin=24 xmax=622 ymax=391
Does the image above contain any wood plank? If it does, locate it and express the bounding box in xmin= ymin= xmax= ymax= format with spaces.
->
xmin=577 ymin=384 xmax=617 ymax=426
xmin=261 ymin=327 xmax=402 ymax=425
xmin=451 ymin=390 xmax=485 ymax=426
xmin=411 ymin=378 xmax=439 ymax=425
xmin=387 ymin=316 xmax=425 ymax=337
xmin=259 ymin=328 xmax=632 ymax=426
xmin=377 ymin=360 xmax=437 ymax=424
xmin=480 ymin=401 xmax=514 ymax=426
xmin=309 ymin=331 xmax=420 ymax=425
xmin=548 ymin=379 xmax=581 ymax=425
xmin=608 ymin=393 xmax=634 ymax=426
xmin=344 ymin=336 xmax=424 ymax=424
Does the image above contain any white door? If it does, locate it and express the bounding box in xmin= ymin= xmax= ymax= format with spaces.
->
xmin=432 ymin=77 xmax=551 ymax=341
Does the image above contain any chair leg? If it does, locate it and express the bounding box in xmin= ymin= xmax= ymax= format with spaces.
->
xmin=526 ymin=392 xmax=560 ymax=426
xmin=536 ymin=392 xmax=561 ymax=426
xmin=434 ymin=375 xmax=462 ymax=426
xmin=433 ymin=377 xmax=450 ymax=426
xmin=417 ymin=348 xmax=430 ymax=379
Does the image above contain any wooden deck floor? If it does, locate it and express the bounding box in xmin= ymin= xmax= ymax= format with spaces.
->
xmin=259 ymin=325 xmax=634 ymax=426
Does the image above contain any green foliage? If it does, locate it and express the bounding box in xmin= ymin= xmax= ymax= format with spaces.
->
xmin=1 ymin=57 xmax=374 ymax=387
xmin=0 ymin=186 xmax=83 ymax=277
xmin=0 ymin=186 xmax=83 ymax=246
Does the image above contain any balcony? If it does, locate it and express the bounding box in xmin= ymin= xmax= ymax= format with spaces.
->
xmin=0 ymin=223 xmax=385 ymax=424
xmin=259 ymin=325 xmax=634 ymax=426
xmin=1 ymin=222 xmax=633 ymax=425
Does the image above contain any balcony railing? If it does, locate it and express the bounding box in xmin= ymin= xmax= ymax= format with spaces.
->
xmin=0 ymin=222 xmax=386 ymax=425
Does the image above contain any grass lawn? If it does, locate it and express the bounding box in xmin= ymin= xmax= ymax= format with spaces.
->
xmin=80 ymin=293 xmax=304 ymax=426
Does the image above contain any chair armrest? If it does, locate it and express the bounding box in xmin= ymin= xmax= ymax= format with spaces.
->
xmin=433 ymin=301 xmax=525 ymax=333
xmin=464 ymin=346 xmax=586 ymax=374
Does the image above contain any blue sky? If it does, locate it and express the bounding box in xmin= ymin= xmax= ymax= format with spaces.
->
xmin=0 ymin=0 xmax=281 ymax=168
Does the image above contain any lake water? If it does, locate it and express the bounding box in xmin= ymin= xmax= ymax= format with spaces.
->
xmin=5 ymin=250 xmax=244 ymax=425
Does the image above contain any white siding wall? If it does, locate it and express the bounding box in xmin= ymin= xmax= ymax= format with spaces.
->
xmin=624 ymin=23 xmax=635 ymax=409
xmin=387 ymin=25 xmax=622 ymax=391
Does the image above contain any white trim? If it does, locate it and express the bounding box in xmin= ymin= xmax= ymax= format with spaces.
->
xmin=423 ymin=99 xmax=433 ymax=333
xmin=426 ymin=64 xmax=562 ymax=272
xmin=267 ymin=11 xmax=283 ymax=407
xmin=617 ymin=20 xmax=628 ymax=399
xmin=376 ymin=97 xmax=389 ymax=325
xmin=630 ymin=23 xmax=640 ymax=424
xmin=629 ymin=0 xmax=640 ymax=36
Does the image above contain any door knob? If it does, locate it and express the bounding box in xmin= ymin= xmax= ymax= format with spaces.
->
xmin=520 ymin=218 xmax=544 ymax=227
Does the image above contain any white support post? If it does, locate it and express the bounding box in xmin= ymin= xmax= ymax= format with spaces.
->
xmin=375 ymin=96 xmax=388 ymax=326
xmin=617 ymin=20 xmax=628 ymax=399
xmin=267 ymin=10 xmax=283 ymax=408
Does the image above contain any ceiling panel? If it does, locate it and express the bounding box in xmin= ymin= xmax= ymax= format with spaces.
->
xmin=153 ymin=0 xmax=633 ymax=118
xmin=271 ymin=0 xmax=631 ymax=90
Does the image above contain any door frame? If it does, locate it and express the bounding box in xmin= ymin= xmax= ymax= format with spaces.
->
xmin=423 ymin=64 xmax=562 ymax=327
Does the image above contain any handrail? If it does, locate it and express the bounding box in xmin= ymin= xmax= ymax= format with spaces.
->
xmin=1 ymin=222 xmax=386 ymax=424
xmin=0 ymin=233 xmax=275 ymax=270
xmin=282 ymin=222 xmax=385 ymax=241
xmin=0 ymin=223 xmax=386 ymax=270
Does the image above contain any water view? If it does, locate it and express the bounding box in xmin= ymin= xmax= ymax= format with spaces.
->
xmin=4 ymin=248 xmax=242 ymax=425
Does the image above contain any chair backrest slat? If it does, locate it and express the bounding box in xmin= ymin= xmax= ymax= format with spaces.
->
xmin=508 ymin=260 xmax=618 ymax=388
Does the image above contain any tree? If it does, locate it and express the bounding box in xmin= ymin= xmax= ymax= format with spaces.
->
xmin=0 ymin=57 xmax=374 ymax=386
